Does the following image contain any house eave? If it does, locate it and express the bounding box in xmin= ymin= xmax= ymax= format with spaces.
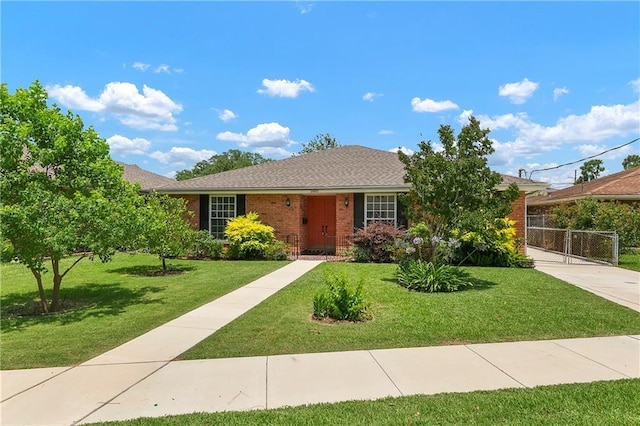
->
xmin=155 ymin=185 xmax=412 ymax=195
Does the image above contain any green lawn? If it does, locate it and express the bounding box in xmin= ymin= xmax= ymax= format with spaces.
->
xmin=181 ymin=263 xmax=640 ymax=360
xmin=619 ymin=250 xmax=640 ymax=272
xmin=91 ymin=379 xmax=640 ymax=426
xmin=0 ymin=253 xmax=288 ymax=369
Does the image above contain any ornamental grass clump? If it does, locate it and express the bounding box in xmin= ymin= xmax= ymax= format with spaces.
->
xmin=313 ymin=271 xmax=369 ymax=322
xmin=396 ymin=259 xmax=473 ymax=293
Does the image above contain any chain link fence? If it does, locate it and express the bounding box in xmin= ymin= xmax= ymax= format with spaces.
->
xmin=527 ymin=226 xmax=618 ymax=266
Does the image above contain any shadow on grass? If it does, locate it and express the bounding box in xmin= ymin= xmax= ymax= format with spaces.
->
xmin=107 ymin=264 xmax=196 ymax=276
xmin=380 ymin=276 xmax=497 ymax=292
xmin=0 ymin=282 xmax=165 ymax=332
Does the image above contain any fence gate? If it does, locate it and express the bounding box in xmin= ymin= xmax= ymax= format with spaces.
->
xmin=526 ymin=226 xmax=618 ymax=266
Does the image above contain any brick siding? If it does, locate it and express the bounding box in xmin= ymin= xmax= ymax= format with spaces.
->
xmin=507 ymin=191 xmax=526 ymax=253
xmin=170 ymin=194 xmax=199 ymax=230
xmin=335 ymin=194 xmax=354 ymax=255
xmin=247 ymin=194 xmax=306 ymax=247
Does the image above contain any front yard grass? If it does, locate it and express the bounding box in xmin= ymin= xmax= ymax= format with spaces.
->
xmin=0 ymin=253 xmax=287 ymax=369
xmin=619 ymin=249 xmax=640 ymax=272
xmin=182 ymin=262 xmax=640 ymax=360
xmin=91 ymin=379 xmax=640 ymax=426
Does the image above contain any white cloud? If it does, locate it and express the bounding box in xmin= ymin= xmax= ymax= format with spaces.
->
xmin=411 ymin=97 xmax=459 ymax=113
xmin=257 ymin=78 xmax=315 ymax=98
xmin=296 ymin=2 xmax=313 ymax=14
xmin=363 ymin=92 xmax=383 ymax=102
xmin=254 ymin=146 xmax=294 ymax=158
xmin=456 ymin=109 xmax=474 ymax=125
xmin=132 ymin=62 xmax=150 ymax=71
xmin=390 ymin=146 xmax=414 ymax=155
xmin=47 ymin=85 xmax=105 ymax=112
xmin=173 ymin=68 xmax=184 ymax=74
xmin=498 ymin=78 xmax=539 ymax=104
xmin=106 ymin=135 xmax=151 ymax=155
xmin=154 ymin=64 xmax=171 ymax=74
xmin=47 ymin=82 xmax=183 ymax=131
xmin=476 ymin=100 xmax=640 ymax=158
xmin=575 ymin=143 xmax=633 ymax=161
xmin=553 ymin=86 xmax=569 ymax=100
xmin=217 ymin=109 xmax=238 ymax=122
xmin=630 ymin=77 xmax=640 ymax=93
xmin=149 ymin=147 xmax=216 ymax=167
xmin=217 ymin=122 xmax=295 ymax=148
xmin=378 ymin=129 xmax=394 ymax=135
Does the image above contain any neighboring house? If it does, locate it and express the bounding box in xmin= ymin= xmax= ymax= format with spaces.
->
xmin=527 ymin=166 xmax=640 ymax=216
xmin=149 ymin=145 xmax=546 ymax=255
xmin=118 ymin=162 xmax=174 ymax=192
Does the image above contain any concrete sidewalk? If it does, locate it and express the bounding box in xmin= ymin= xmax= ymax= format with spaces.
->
xmin=1 ymin=335 xmax=638 ymax=425
xmin=528 ymin=247 xmax=640 ymax=312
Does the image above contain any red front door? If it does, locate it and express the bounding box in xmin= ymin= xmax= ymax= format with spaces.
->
xmin=306 ymin=196 xmax=336 ymax=252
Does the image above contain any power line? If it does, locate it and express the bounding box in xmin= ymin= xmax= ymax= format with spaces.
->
xmin=527 ymin=136 xmax=640 ymax=180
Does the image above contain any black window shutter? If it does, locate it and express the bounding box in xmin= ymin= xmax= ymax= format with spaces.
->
xmin=397 ymin=194 xmax=408 ymax=229
xmin=199 ymin=195 xmax=209 ymax=231
xmin=353 ymin=193 xmax=364 ymax=230
xmin=236 ymin=194 xmax=246 ymax=216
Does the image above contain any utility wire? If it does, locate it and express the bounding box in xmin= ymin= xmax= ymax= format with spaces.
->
xmin=528 ymin=137 xmax=640 ymax=180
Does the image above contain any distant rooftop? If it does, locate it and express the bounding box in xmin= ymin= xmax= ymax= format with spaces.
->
xmin=528 ymin=166 xmax=640 ymax=206
xmin=118 ymin=162 xmax=174 ymax=192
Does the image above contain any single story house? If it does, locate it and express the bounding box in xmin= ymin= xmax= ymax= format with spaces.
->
xmin=527 ymin=166 xmax=640 ymax=216
xmin=148 ymin=145 xmax=547 ymax=255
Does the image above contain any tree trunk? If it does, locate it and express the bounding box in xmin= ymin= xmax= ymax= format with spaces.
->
xmin=30 ymin=269 xmax=48 ymax=313
xmin=50 ymin=258 xmax=63 ymax=312
xmin=162 ymin=257 xmax=167 ymax=273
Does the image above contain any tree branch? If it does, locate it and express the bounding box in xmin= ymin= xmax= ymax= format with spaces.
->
xmin=60 ymin=254 xmax=87 ymax=279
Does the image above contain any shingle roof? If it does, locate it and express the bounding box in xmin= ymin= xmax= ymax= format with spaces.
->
xmin=154 ymin=145 xmax=546 ymax=193
xmin=118 ymin=162 xmax=174 ymax=192
xmin=528 ymin=166 xmax=640 ymax=206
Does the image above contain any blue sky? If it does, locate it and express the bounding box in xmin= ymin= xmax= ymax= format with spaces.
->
xmin=3 ymin=1 xmax=639 ymax=187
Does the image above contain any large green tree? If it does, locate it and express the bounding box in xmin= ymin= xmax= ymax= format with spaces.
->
xmin=175 ymin=149 xmax=271 ymax=180
xmin=575 ymin=159 xmax=605 ymax=184
xmin=622 ymin=154 xmax=640 ymax=170
xmin=0 ymin=81 xmax=141 ymax=312
xmin=297 ymin=133 xmax=340 ymax=155
xmin=398 ymin=116 xmax=520 ymax=238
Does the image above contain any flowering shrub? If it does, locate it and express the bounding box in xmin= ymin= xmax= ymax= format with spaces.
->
xmin=395 ymin=223 xmax=460 ymax=265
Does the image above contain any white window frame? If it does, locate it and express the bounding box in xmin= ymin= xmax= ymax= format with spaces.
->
xmin=364 ymin=193 xmax=397 ymax=228
xmin=209 ymin=195 xmax=236 ymax=240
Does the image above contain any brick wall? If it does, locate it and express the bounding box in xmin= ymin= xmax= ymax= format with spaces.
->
xmin=507 ymin=191 xmax=526 ymax=253
xmin=247 ymin=194 xmax=305 ymax=245
xmin=170 ymin=194 xmax=200 ymax=230
xmin=335 ymin=194 xmax=354 ymax=255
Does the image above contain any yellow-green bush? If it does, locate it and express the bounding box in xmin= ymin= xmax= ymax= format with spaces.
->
xmin=224 ymin=212 xmax=287 ymax=259
xmin=453 ymin=218 xmax=532 ymax=267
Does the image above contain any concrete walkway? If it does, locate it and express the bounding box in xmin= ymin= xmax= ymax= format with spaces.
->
xmin=528 ymin=247 xmax=640 ymax=312
xmin=1 ymin=258 xmax=639 ymax=425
